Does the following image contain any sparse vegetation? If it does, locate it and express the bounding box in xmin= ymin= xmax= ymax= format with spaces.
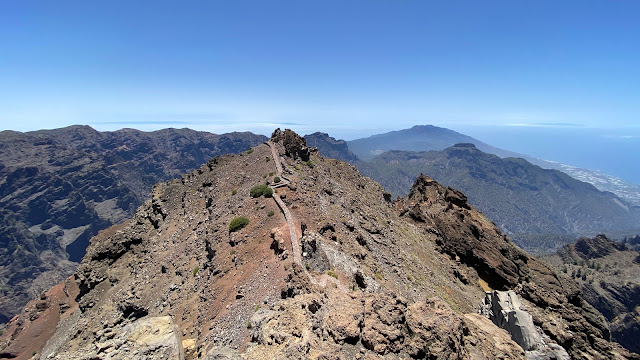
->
xmin=273 ymin=176 xmax=281 ymax=183
xmin=327 ymin=270 xmax=338 ymax=279
xmin=229 ymin=216 xmax=249 ymax=232
xmin=231 ymin=189 xmax=237 ymax=195
xmin=267 ymin=210 xmax=274 ymax=217
xmin=193 ymin=267 xmax=200 ymax=276
xmin=269 ymin=172 xmax=274 ymax=176
xmin=266 ymin=156 xmax=270 ymax=162
xmin=375 ymin=272 xmax=383 ymax=280
xmin=306 ymin=160 xmax=314 ymax=168
xmin=247 ymin=148 xmax=254 ymax=154
xmin=250 ymin=184 xmax=273 ymax=198
xmin=305 ymin=262 xmax=310 ymax=270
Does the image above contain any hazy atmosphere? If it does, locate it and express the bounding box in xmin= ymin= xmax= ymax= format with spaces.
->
xmin=2 ymin=0 xmax=639 ymax=181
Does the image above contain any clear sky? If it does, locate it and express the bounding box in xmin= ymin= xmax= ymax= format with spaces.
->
xmin=1 ymin=1 xmax=639 ymax=179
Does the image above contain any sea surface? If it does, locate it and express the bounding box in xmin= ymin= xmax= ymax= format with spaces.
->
xmin=457 ymin=125 xmax=640 ymax=184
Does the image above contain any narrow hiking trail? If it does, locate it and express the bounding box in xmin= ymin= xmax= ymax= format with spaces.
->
xmin=266 ymin=141 xmax=302 ymax=267
xmin=266 ymin=141 xmax=345 ymax=290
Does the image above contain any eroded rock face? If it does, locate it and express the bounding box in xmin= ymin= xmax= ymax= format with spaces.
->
xmin=246 ymin=289 xmax=526 ymax=359
xmin=50 ymin=316 xmax=184 ymax=360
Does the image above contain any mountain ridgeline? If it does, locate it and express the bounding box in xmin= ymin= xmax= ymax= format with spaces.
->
xmin=1 ymin=129 xmax=635 ymax=359
xmin=347 ymin=125 xmax=640 ymax=206
xmin=0 ymin=126 xmax=267 ymax=323
xmin=305 ymin=132 xmax=640 ymax=254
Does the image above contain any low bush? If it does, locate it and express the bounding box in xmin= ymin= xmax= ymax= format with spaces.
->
xmin=273 ymin=176 xmax=281 ymax=183
xmin=229 ymin=216 xmax=249 ymax=232
xmin=250 ymin=185 xmax=273 ymax=198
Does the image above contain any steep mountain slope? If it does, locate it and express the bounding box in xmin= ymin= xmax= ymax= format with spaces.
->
xmin=304 ymin=132 xmax=359 ymax=162
xmin=0 ymin=126 xmax=266 ymax=323
xmin=1 ymin=130 xmax=634 ymax=359
xmin=348 ymin=125 xmax=640 ymax=205
xmin=543 ymin=235 xmax=640 ymax=354
xmin=357 ymin=144 xmax=640 ymax=253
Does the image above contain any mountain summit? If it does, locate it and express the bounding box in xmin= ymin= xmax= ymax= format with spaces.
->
xmin=1 ymin=129 xmax=635 ymax=359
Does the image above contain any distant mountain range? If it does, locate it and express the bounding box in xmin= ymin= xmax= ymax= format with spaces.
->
xmin=347 ymin=125 xmax=640 ymax=206
xmin=305 ymin=129 xmax=640 ymax=254
xmin=0 ymin=126 xmax=266 ymax=322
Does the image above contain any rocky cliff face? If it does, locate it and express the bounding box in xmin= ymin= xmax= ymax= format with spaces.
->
xmin=544 ymin=235 xmax=640 ymax=354
xmin=0 ymin=126 xmax=267 ymax=323
xmin=1 ymin=129 xmax=636 ymax=359
xmin=304 ymin=132 xmax=359 ymax=163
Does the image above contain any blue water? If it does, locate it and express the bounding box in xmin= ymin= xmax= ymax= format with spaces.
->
xmin=455 ymin=126 xmax=640 ymax=184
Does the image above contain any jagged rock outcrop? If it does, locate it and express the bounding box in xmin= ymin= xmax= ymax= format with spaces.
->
xmin=271 ymin=128 xmax=311 ymax=161
xmin=1 ymin=129 xmax=636 ymax=359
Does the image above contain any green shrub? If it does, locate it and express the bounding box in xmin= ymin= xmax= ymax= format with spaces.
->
xmin=306 ymin=160 xmax=314 ymax=168
xmin=193 ymin=267 xmax=200 ymax=276
xmin=273 ymin=176 xmax=281 ymax=183
xmin=327 ymin=270 xmax=338 ymax=279
xmin=250 ymin=185 xmax=273 ymax=198
xmin=247 ymin=148 xmax=254 ymax=154
xmin=231 ymin=189 xmax=237 ymax=195
xmin=266 ymin=157 xmax=270 ymax=162
xmin=267 ymin=210 xmax=274 ymax=217
xmin=229 ymin=216 xmax=249 ymax=232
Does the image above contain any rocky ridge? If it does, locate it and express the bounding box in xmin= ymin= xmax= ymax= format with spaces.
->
xmin=0 ymin=129 xmax=636 ymax=359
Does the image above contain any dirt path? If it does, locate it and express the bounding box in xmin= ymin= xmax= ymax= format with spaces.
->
xmin=266 ymin=141 xmax=343 ymax=289
xmin=266 ymin=141 xmax=300 ymax=266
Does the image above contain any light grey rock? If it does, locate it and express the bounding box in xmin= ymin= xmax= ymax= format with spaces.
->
xmin=482 ymin=290 xmax=570 ymax=360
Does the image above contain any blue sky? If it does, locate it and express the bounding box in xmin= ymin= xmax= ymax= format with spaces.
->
xmin=1 ymin=1 xmax=639 ymax=179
